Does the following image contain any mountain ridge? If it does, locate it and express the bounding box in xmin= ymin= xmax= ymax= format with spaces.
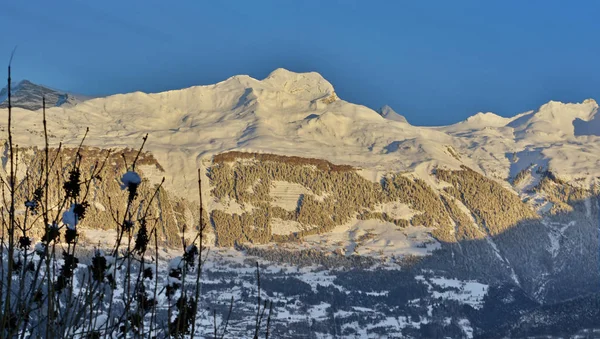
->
xmin=4 ymin=69 xmax=597 ymax=128
xmin=0 ymin=68 xmax=598 ymax=203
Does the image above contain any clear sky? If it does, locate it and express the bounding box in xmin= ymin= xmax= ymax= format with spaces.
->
xmin=2 ymin=0 xmax=600 ymax=125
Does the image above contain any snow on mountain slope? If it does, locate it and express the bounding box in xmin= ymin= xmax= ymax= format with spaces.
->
xmin=509 ymin=99 xmax=598 ymax=141
xmin=573 ymin=102 xmax=600 ymax=137
xmin=438 ymin=99 xmax=600 ymax=184
xmin=0 ymin=69 xmax=599 ymax=202
xmin=0 ymin=69 xmax=468 ymax=202
xmin=440 ymin=112 xmax=516 ymax=133
xmin=441 ymin=99 xmax=598 ymax=141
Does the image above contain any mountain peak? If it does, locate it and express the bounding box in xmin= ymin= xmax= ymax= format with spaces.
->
xmin=265 ymin=68 xmax=326 ymax=81
xmin=537 ymin=98 xmax=598 ymax=111
xmin=0 ymin=80 xmax=88 ymax=111
xmin=583 ymin=98 xmax=597 ymax=105
xmin=464 ymin=112 xmax=510 ymax=126
xmin=534 ymin=99 xmax=598 ymax=119
xmin=378 ymin=105 xmax=408 ymax=123
xmin=261 ymin=68 xmax=335 ymax=102
xmin=504 ymin=98 xmax=599 ymax=140
xmin=16 ymin=79 xmax=34 ymax=87
xmin=266 ymin=68 xmax=300 ymax=78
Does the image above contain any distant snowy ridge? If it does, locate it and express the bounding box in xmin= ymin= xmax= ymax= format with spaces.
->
xmin=0 ymin=68 xmax=598 ymax=202
xmin=0 ymin=80 xmax=92 ymax=111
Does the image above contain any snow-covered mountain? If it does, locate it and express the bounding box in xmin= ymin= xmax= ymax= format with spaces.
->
xmin=0 ymin=68 xmax=598 ymax=337
xmin=0 ymin=80 xmax=91 ymax=111
xmin=2 ymin=68 xmax=598 ymax=199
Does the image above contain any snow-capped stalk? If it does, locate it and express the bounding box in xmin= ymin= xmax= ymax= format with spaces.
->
xmin=253 ymin=261 xmax=273 ymax=339
xmin=215 ymin=297 xmax=234 ymax=339
xmin=83 ymin=271 xmax=98 ymax=337
xmin=265 ymin=301 xmax=273 ymax=339
xmin=175 ymin=252 xmax=186 ymax=335
xmin=0 ymin=203 xmax=4 ymax=334
xmin=0 ymin=56 xmax=14 ymax=337
xmin=123 ymin=210 xmax=133 ymax=336
xmin=151 ymin=224 xmax=159 ymax=337
xmin=57 ymin=152 xmax=112 ymax=332
xmin=254 ymin=261 xmax=262 ymax=338
xmin=105 ymin=181 xmax=164 ymax=337
xmin=44 ymin=129 xmax=101 ymax=337
xmin=213 ymin=310 xmax=217 ymax=339
xmin=190 ymin=169 xmax=205 ymax=338
xmin=112 ymin=137 xmax=147 ymax=258
xmin=103 ymin=137 xmax=151 ymax=337
xmin=15 ymin=97 xmax=46 ymax=339
xmin=57 ymin=139 xmax=85 ymax=334
xmin=22 ymin=98 xmax=53 ymax=338
xmin=137 ymin=256 xmax=147 ymax=338
xmin=122 ymin=192 xmax=162 ymax=335
xmin=17 ymin=180 xmax=29 ymax=318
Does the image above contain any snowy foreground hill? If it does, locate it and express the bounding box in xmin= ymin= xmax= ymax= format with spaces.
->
xmin=0 ymin=69 xmax=599 ymax=338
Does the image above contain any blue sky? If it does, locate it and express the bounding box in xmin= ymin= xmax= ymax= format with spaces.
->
xmin=2 ymin=0 xmax=600 ymax=125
